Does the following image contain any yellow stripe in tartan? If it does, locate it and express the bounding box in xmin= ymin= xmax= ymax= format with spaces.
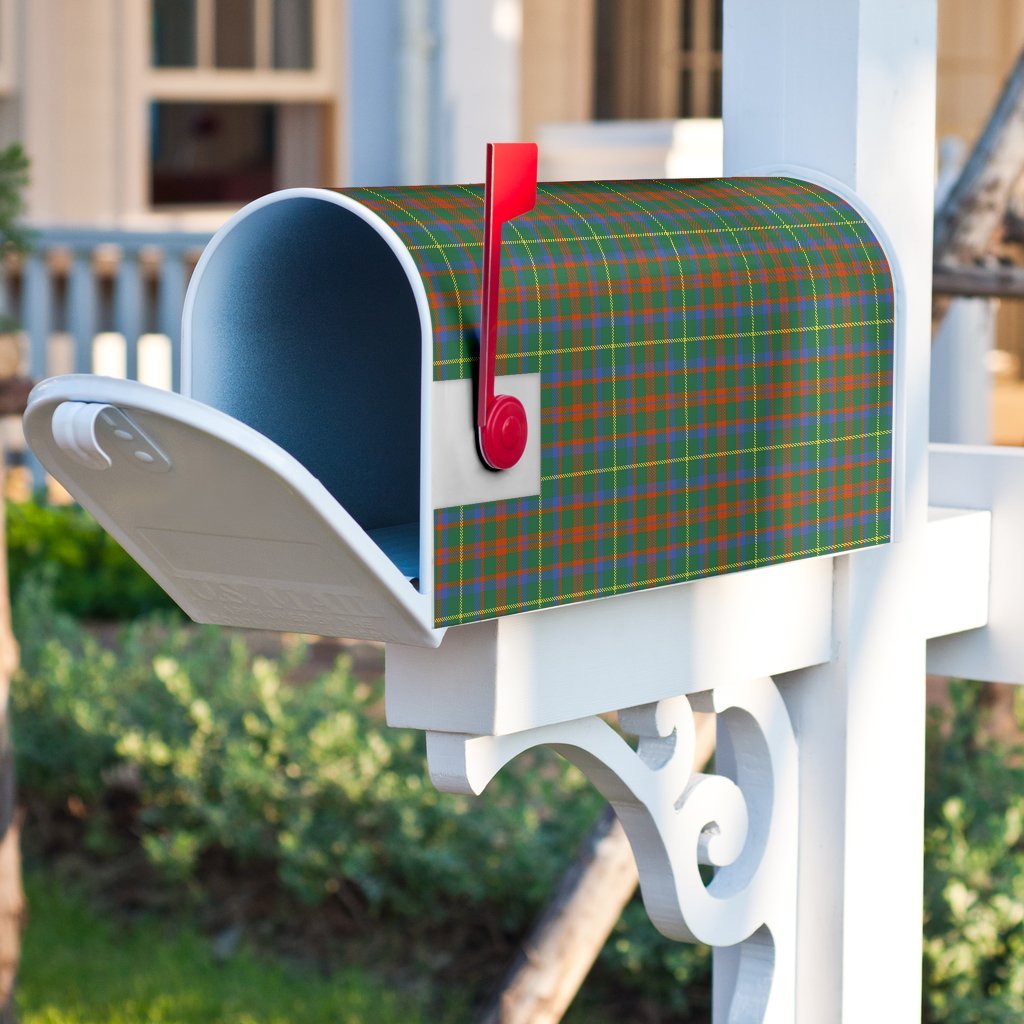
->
xmin=540 ymin=428 xmax=892 ymax=484
xmin=432 ymin=318 xmax=895 ymax=369
xmin=361 ymin=186 xmax=467 ymax=354
xmin=536 ymin=183 xmax=622 ymax=591
xmin=406 ymin=219 xmax=866 ymax=251
xmin=595 ymin=179 xmax=694 ymax=579
xmin=434 ymin=531 xmax=891 ymax=623
xmin=503 ymin=215 xmax=545 ymax=606
xmin=672 ymin=183 xmax=764 ymax=565
xmin=717 ymin=179 xmax=829 ymax=550
xmin=782 ymin=179 xmax=894 ymax=539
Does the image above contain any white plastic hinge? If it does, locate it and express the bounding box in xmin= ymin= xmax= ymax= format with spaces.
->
xmin=52 ymin=402 xmax=172 ymax=474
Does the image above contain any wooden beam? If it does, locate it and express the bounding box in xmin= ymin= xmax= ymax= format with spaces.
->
xmin=933 ymin=263 xmax=1024 ymax=298
xmin=935 ymin=48 xmax=1024 ymax=265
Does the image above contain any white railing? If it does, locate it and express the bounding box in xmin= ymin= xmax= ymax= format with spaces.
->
xmin=1 ymin=227 xmax=212 ymax=485
xmin=4 ymin=226 xmax=213 ymax=393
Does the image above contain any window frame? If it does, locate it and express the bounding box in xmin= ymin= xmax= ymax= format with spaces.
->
xmin=122 ymin=0 xmax=341 ymax=221
xmin=594 ymin=0 xmax=722 ymax=121
xmin=148 ymin=0 xmax=335 ymax=103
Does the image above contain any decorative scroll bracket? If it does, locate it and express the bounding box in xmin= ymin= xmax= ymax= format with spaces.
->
xmin=426 ymin=675 xmax=798 ymax=1024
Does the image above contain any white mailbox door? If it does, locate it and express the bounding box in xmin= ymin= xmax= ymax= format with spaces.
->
xmin=23 ymin=375 xmax=441 ymax=647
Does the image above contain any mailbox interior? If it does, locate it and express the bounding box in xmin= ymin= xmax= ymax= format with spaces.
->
xmin=184 ymin=192 xmax=428 ymax=584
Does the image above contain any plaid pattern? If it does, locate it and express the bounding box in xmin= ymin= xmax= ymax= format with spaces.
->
xmin=341 ymin=178 xmax=895 ymax=628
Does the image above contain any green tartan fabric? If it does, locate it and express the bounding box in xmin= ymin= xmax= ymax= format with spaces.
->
xmin=341 ymin=177 xmax=895 ymax=629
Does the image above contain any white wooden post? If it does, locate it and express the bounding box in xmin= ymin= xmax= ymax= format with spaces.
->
xmin=931 ymin=136 xmax=994 ymax=446
xmin=438 ymin=0 xmax=522 ymax=182
xmin=931 ymin=298 xmax=994 ymax=444
xmin=723 ymin=1 xmax=936 ymax=1019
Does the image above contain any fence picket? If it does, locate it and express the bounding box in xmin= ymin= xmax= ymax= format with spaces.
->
xmin=68 ymin=252 xmax=97 ymax=376
xmin=114 ymin=251 xmax=142 ymax=382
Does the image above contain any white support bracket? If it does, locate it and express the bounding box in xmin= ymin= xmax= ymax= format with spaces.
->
xmin=386 ymin=560 xmax=818 ymax=1021
xmin=426 ymin=676 xmax=798 ymax=1024
xmin=924 ymin=504 xmax=992 ymax=641
xmin=928 ymin=444 xmax=1024 ymax=683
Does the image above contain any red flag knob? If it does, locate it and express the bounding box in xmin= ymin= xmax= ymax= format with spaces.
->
xmin=481 ymin=392 xmax=529 ymax=471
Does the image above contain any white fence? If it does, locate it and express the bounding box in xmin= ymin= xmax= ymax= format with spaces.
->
xmin=4 ymin=226 xmax=212 ymax=393
xmin=1 ymin=227 xmax=212 ymax=484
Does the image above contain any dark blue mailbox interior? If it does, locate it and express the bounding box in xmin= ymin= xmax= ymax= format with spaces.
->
xmin=186 ymin=196 xmax=423 ymax=566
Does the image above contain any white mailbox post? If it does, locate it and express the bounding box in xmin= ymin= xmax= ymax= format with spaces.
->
xmin=724 ymin=4 xmax=936 ymax=1020
xmin=23 ymin=1 xmax=1017 ymax=1021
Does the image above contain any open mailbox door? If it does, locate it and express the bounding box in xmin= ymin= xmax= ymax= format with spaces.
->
xmin=23 ymin=375 xmax=441 ymax=647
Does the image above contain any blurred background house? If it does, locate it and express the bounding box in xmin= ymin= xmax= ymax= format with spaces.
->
xmin=1 ymin=0 xmax=1016 ymax=218
xmin=0 ymin=0 xmax=1020 ymax=463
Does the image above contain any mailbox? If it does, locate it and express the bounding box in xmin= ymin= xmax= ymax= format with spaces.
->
xmin=23 ymin=169 xmax=896 ymax=647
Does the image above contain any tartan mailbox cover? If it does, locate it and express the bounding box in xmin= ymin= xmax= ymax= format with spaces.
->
xmin=23 ymin=175 xmax=896 ymax=646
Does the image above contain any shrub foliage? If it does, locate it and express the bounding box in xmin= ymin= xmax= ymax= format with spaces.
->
xmin=12 ymin=573 xmax=711 ymax=1016
xmin=14 ymin=498 xmax=1024 ymax=1019
xmin=923 ymin=683 xmax=1024 ymax=1022
xmin=7 ymin=499 xmax=179 ymax=619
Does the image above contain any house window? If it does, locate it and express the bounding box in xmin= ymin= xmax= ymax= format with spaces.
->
xmin=146 ymin=0 xmax=334 ymax=209
xmin=153 ymin=0 xmax=198 ymax=67
xmin=273 ymin=0 xmax=314 ymax=69
xmin=150 ymin=102 xmax=276 ymax=204
xmin=151 ymin=0 xmax=314 ymax=71
xmin=148 ymin=100 xmax=329 ymax=207
xmin=215 ymin=0 xmax=256 ymax=68
xmin=678 ymin=0 xmax=723 ymax=117
xmin=594 ymin=0 xmax=722 ymax=120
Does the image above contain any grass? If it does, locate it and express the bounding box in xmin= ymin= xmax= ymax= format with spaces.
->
xmin=17 ymin=873 xmax=462 ymax=1024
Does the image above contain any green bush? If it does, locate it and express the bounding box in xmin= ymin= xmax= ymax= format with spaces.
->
xmin=11 ymin=576 xmax=710 ymax=1016
xmin=13 ymin=575 xmax=580 ymax=913
xmin=923 ymin=682 xmax=1024 ymax=1022
xmin=20 ymin=548 xmax=1024 ymax=1019
xmin=7 ymin=499 xmax=179 ymax=619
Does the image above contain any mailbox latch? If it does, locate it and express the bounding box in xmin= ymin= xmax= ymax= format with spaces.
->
xmin=52 ymin=402 xmax=172 ymax=474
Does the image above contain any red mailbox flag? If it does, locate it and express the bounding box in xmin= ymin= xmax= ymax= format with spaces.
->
xmin=477 ymin=142 xmax=538 ymax=470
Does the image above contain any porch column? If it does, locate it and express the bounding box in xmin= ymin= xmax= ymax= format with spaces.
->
xmin=722 ymin=2 xmax=937 ymax=1020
